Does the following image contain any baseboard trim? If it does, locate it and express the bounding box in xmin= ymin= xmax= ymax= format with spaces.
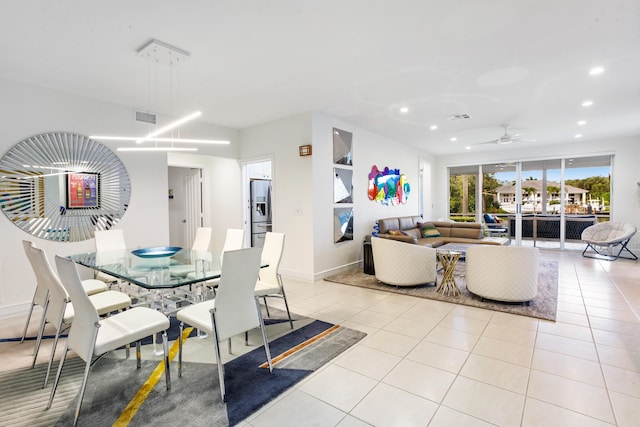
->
xmin=280 ymin=260 xmax=363 ymax=284
xmin=0 ymin=302 xmax=31 ymax=320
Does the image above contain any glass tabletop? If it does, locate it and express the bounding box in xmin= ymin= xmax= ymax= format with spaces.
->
xmin=68 ymin=248 xmax=222 ymax=290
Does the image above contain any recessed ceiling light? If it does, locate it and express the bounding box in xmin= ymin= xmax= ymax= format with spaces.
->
xmin=574 ymin=134 xmax=583 ymax=138
xmin=577 ymin=120 xmax=587 ymax=126
xmin=450 ymin=137 xmax=457 ymax=142
xmin=589 ymin=66 xmax=604 ymax=75
xmin=465 ymin=146 xmax=471 ymax=150
xmin=581 ymin=100 xmax=593 ymax=107
xmin=399 ymin=106 xmax=409 ymax=114
xmin=429 ymin=125 xmax=438 ymax=130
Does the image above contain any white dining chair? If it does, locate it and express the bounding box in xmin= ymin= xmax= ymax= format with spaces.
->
xmin=186 ymin=228 xmax=245 ymax=296
xmin=176 ymin=247 xmax=273 ymax=401
xmin=94 ymin=228 xmax=127 ymax=286
xmin=94 ymin=228 xmax=127 ymax=252
xmin=170 ymin=227 xmax=212 ymax=278
xmin=254 ymin=232 xmax=293 ymax=328
xmin=20 ymin=241 xmax=108 ymax=343
xmin=50 ymin=255 xmax=171 ymax=427
xmin=23 ymin=242 xmax=131 ymax=388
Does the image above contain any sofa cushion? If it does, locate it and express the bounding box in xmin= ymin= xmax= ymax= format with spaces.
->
xmin=403 ymin=228 xmax=422 ymax=239
xmin=417 ymin=238 xmax=444 ymax=247
xmin=399 ymin=216 xmax=422 ymax=230
xmin=388 ymin=229 xmax=408 ymax=236
xmin=418 ymin=222 xmax=442 ymax=238
xmin=378 ymin=218 xmax=401 ymax=234
xmin=431 ymin=221 xmax=452 ymax=237
xmin=450 ymin=226 xmax=483 ymax=239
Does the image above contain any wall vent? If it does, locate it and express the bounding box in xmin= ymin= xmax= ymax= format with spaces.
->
xmin=135 ymin=110 xmax=156 ymax=124
xmin=447 ymin=113 xmax=472 ymax=121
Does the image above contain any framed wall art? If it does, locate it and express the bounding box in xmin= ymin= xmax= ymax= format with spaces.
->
xmin=67 ymin=172 xmax=99 ymax=209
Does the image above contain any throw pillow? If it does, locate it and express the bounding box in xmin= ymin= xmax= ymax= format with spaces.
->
xmin=388 ymin=229 xmax=408 ymax=236
xmin=417 ymin=222 xmax=441 ymax=238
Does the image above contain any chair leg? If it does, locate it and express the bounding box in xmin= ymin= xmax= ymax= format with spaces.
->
xmin=31 ymin=299 xmax=50 ymax=367
xmin=210 ymin=311 xmax=226 ymax=401
xmin=20 ymin=299 xmax=37 ymax=343
xmin=162 ymin=330 xmax=171 ymax=390
xmin=136 ymin=341 xmax=141 ymax=369
xmin=178 ymin=322 xmax=184 ymax=377
xmin=43 ymin=307 xmax=66 ymax=388
xmin=72 ymin=356 xmax=92 ymax=427
xmin=47 ymin=345 xmax=69 ymax=409
xmin=255 ymin=298 xmax=273 ymax=373
xmin=617 ymin=239 xmax=638 ymax=260
xmin=279 ymin=275 xmax=294 ymax=329
xmin=263 ymin=296 xmax=271 ymax=317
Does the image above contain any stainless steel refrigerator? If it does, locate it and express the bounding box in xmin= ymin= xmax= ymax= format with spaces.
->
xmin=250 ymin=179 xmax=272 ymax=247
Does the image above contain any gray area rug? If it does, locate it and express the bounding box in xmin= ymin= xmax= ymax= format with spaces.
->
xmin=0 ymin=320 xmax=365 ymax=427
xmin=325 ymin=259 xmax=558 ymax=321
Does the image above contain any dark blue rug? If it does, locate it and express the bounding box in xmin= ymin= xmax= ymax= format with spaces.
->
xmin=53 ymin=319 xmax=366 ymax=426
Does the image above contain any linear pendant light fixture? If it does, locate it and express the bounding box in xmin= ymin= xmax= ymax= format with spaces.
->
xmin=90 ymin=40 xmax=230 ymax=152
xmin=116 ymin=146 xmax=198 ymax=152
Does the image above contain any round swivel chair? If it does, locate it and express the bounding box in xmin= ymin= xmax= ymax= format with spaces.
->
xmin=581 ymin=221 xmax=637 ymax=261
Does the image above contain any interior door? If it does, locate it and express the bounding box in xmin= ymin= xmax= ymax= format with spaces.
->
xmin=183 ymin=169 xmax=202 ymax=249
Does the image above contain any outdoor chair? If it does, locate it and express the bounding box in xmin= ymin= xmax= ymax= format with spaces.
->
xmin=581 ymin=221 xmax=638 ymax=261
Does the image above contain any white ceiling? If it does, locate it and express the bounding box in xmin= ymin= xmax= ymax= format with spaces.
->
xmin=1 ymin=1 xmax=639 ymax=156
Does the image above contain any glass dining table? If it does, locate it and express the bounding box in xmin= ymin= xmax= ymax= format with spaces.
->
xmin=68 ymin=247 xmax=224 ymax=314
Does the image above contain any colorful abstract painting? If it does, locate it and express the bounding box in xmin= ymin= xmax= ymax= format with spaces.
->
xmin=368 ymin=166 xmax=410 ymax=205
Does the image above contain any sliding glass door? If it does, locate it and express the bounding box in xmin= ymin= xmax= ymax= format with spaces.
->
xmin=448 ymin=155 xmax=612 ymax=249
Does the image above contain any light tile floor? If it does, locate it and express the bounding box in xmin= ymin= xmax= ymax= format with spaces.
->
xmin=243 ymin=250 xmax=640 ymax=427
xmin=2 ymin=249 xmax=639 ymax=426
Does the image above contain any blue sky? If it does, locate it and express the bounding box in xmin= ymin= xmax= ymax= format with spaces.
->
xmin=494 ymin=166 xmax=609 ymax=183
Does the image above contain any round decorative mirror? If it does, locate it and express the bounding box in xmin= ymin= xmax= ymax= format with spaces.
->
xmin=0 ymin=132 xmax=131 ymax=242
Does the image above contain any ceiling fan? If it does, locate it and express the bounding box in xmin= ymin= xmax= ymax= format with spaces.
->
xmin=478 ymin=125 xmax=535 ymax=145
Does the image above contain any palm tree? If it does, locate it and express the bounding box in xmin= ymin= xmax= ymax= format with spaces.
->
xmin=522 ymin=186 xmax=537 ymax=203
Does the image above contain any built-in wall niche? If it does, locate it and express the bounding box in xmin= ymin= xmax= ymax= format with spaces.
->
xmin=333 ymin=168 xmax=353 ymax=203
xmin=333 ymin=128 xmax=352 ymax=165
xmin=334 ymin=207 xmax=354 ymax=243
xmin=332 ymin=128 xmax=354 ymax=243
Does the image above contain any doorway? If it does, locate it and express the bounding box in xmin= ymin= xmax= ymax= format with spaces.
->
xmin=242 ymin=159 xmax=273 ymax=247
xmin=168 ymin=166 xmax=203 ymax=249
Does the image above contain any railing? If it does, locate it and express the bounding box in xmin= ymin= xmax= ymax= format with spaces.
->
xmin=507 ymin=214 xmax=597 ymax=245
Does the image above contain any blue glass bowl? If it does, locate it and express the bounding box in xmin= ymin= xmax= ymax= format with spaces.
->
xmin=131 ymin=246 xmax=183 ymax=259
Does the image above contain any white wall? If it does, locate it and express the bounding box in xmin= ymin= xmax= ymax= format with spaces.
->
xmin=238 ymin=112 xmax=435 ymax=282
xmin=168 ymin=152 xmax=244 ymax=254
xmin=434 ymin=136 xmax=640 ymax=249
xmin=311 ymin=113 xmax=435 ymax=280
xmin=239 ymin=113 xmax=314 ymax=280
xmin=0 ymin=79 xmax=240 ymax=316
